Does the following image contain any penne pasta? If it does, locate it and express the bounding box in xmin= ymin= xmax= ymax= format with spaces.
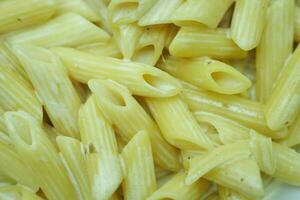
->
xmin=0 ymin=185 xmax=44 ymax=200
xmin=0 ymin=66 xmax=42 ymax=122
xmin=218 ymin=186 xmax=249 ymax=200
xmin=0 ymin=138 xmax=39 ymax=191
xmin=231 ymin=0 xmax=269 ymax=50
xmin=158 ymin=56 xmax=251 ymax=95
xmin=121 ymin=131 xmax=157 ymax=200
xmin=186 ymin=141 xmax=251 ymax=185
xmin=205 ymin=192 xmax=220 ymax=200
xmin=280 ymin=114 xmax=300 ymax=147
xmin=171 ymin=0 xmax=234 ymax=28
xmin=164 ymin=25 xmax=179 ymax=49
xmin=146 ymin=95 xmax=214 ymax=150
xmin=265 ymin=44 xmax=300 ymax=130
xmin=0 ymin=0 xmax=56 ymax=34
xmin=108 ymin=0 xmax=156 ymax=24
xmin=6 ymin=13 xmax=110 ymax=48
xmin=273 ymin=143 xmax=300 ymax=186
xmin=71 ymin=80 xmax=90 ymax=103
xmin=77 ymin=39 xmax=122 ymax=58
xmin=57 ymin=136 xmax=93 ymax=200
xmin=113 ymin=23 xmax=144 ymax=59
xmin=78 ymin=97 xmax=122 ymax=200
xmin=256 ymin=0 xmax=294 ymax=102
xmin=89 ymin=79 xmax=181 ymax=171
xmin=0 ymin=107 xmax=6 ymax=133
xmin=295 ymin=6 xmax=300 ymax=42
xmin=56 ymin=0 xmax=101 ymax=22
xmin=205 ymin=158 xmax=264 ymax=199
xmin=148 ymin=171 xmax=211 ymax=200
xmin=43 ymin=124 xmax=62 ymax=150
xmin=181 ymin=86 xmax=287 ymax=139
xmin=4 ymin=111 xmax=77 ymax=200
xmin=132 ymin=25 xmax=170 ymax=65
xmin=52 ymin=47 xmax=182 ymax=97
xmin=13 ymin=45 xmax=82 ymax=138
xmin=139 ymin=0 xmax=183 ymax=26
xmin=169 ymin=26 xmax=247 ymax=59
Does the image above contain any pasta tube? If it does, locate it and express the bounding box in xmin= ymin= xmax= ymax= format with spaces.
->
xmin=0 ymin=66 xmax=42 ymax=122
xmin=108 ymin=0 xmax=156 ymax=24
xmin=280 ymin=114 xmax=300 ymax=147
xmin=139 ymin=0 xmax=183 ymax=26
xmin=0 ymin=0 xmax=56 ymax=34
xmin=231 ymin=0 xmax=269 ymax=50
xmin=78 ymin=39 xmax=121 ymax=58
xmin=0 ymin=185 xmax=44 ymax=200
xmin=158 ymin=56 xmax=251 ymax=95
xmin=0 ymin=107 xmax=6 ymax=132
xmin=171 ymin=0 xmax=234 ymax=28
xmin=146 ymin=95 xmax=213 ymax=150
xmin=169 ymin=26 xmax=247 ymax=59
xmin=13 ymin=45 xmax=82 ymax=138
xmin=113 ymin=23 xmax=144 ymax=59
xmin=186 ymin=141 xmax=251 ymax=184
xmin=7 ymin=13 xmax=110 ymax=48
xmin=181 ymin=87 xmax=287 ymax=139
xmin=0 ymin=139 xmax=39 ymax=191
xmin=256 ymin=0 xmax=294 ymax=102
xmin=265 ymin=44 xmax=300 ymax=130
xmin=78 ymin=97 xmax=122 ymax=200
xmin=148 ymin=171 xmax=211 ymax=200
xmin=89 ymin=79 xmax=181 ymax=171
xmin=56 ymin=0 xmax=101 ymax=22
xmin=132 ymin=25 xmax=170 ymax=65
xmin=52 ymin=47 xmax=182 ymax=97
xmin=57 ymin=136 xmax=93 ymax=200
xmin=4 ymin=111 xmax=77 ymax=200
xmin=218 ymin=186 xmax=249 ymax=200
xmin=121 ymin=131 xmax=157 ymax=200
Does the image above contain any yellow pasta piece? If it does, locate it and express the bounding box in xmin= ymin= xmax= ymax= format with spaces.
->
xmin=295 ymin=6 xmax=300 ymax=42
xmin=121 ymin=131 xmax=157 ymax=200
xmin=181 ymin=86 xmax=287 ymax=139
xmin=256 ymin=0 xmax=294 ymax=102
xmin=113 ymin=23 xmax=144 ymax=59
xmin=139 ymin=0 xmax=183 ymax=26
xmin=205 ymin=158 xmax=264 ymax=199
xmin=194 ymin=111 xmax=250 ymax=144
xmin=164 ymin=25 xmax=179 ymax=49
xmin=265 ymin=44 xmax=300 ymax=130
xmin=169 ymin=26 xmax=247 ymax=59
xmin=0 ymin=66 xmax=42 ymax=122
xmin=0 ymin=107 xmax=6 ymax=133
xmin=132 ymin=25 xmax=170 ymax=65
xmin=205 ymin=192 xmax=220 ymax=200
xmin=57 ymin=136 xmax=93 ymax=200
xmin=43 ymin=124 xmax=61 ymax=151
xmin=56 ymin=0 xmax=101 ymax=22
xmin=186 ymin=141 xmax=251 ymax=185
xmin=89 ymin=79 xmax=181 ymax=171
xmin=52 ymin=47 xmax=182 ymax=97
xmin=0 ymin=185 xmax=44 ymax=200
xmin=0 ymin=138 xmax=39 ymax=191
xmin=4 ymin=111 xmax=77 ymax=200
xmin=158 ymin=56 xmax=251 ymax=95
xmin=249 ymin=131 xmax=276 ymax=175
xmin=13 ymin=45 xmax=82 ymax=138
xmin=231 ymin=0 xmax=269 ymax=50
xmin=0 ymin=0 xmax=56 ymax=34
xmin=218 ymin=186 xmax=249 ymax=200
xmin=78 ymin=97 xmax=122 ymax=200
xmin=280 ymin=114 xmax=300 ymax=147
xmin=108 ymin=0 xmax=156 ymax=24
xmin=273 ymin=143 xmax=300 ymax=186
xmin=77 ymin=39 xmax=122 ymax=58
xmin=171 ymin=0 xmax=234 ymax=28
xmin=6 ymin=13 xmax=110 ymax=48
xmin=148 ymin=171 xmax=211 ymax=200
xmin=146 ymin=95 xmax=213 ymax=150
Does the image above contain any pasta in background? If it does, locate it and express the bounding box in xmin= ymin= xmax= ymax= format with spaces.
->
xmin=0 ymin=0 xmax=300 ymax=199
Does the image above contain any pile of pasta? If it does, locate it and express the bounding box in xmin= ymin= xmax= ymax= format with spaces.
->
xmin=0 ymin=0 xmax=300 ymax=199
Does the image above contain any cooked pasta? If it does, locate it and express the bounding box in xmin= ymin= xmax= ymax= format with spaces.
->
xmin=1 ymin=1 xmax=300 ymax=199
